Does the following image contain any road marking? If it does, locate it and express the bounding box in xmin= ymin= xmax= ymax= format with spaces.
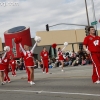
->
xmin=0 ymin=89 xmax=100 ymax=97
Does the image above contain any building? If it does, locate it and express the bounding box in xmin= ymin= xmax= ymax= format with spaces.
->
xmin=35 ymin=29 xmax=100 ymax=59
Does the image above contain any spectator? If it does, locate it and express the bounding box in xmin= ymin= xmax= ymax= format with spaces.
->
xmin=81 ymin=56 xmax=86 ymax=65
xmin=72 ymin=57 xmax=80 ymax=66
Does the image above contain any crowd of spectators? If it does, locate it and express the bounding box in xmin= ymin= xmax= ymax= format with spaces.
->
xmin=36 ymin=49 xmax=92 ymax=69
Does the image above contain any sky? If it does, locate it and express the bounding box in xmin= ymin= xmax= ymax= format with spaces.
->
xmin=0 ymin=0 xmax=100 ymax=42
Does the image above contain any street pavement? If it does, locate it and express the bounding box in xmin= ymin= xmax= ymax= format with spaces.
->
xmin=0 ymin=65 xmax=100 ymax=100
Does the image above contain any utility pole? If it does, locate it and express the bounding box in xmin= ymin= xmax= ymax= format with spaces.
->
xmin=85 ymin=0 xmax=90 ymax=26
xmin=91 ymin=0 xmax=98 ymax=35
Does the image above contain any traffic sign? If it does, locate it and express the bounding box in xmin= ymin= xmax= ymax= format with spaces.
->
xmin=91 ymin=21 xmax=98 ymax=25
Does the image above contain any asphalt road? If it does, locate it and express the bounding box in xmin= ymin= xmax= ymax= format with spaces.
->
xmin=0 ymin=65 xmax=100 ymax=100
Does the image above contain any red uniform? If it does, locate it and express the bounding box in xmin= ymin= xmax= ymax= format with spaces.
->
xmin=9 ymin=60 xmax=16 ymax=76
xmin=83 ymin=35 xmax=100 ymax=83
xmin=24 ymin=51 xmax=34 ymax=67
xmin=58 ymin=51 xmax=64 ymax=61
xmin=3 ymin=57 xmax=10 ymax=82
xmin=19 ymin=42 xmax=37 ymax=84
xmin=41 ymin=51 xmax=49 ymax=73
xmin=21 ymin=52 xmax=30 ymax=82
xmin=0 ymin=58 xmax=5 ymax=71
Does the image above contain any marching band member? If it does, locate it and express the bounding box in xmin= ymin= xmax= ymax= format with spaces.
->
xmin=57 ymin=42 xmax=68 ymax=72
xmin=40 ymin=47 xmax=49 ymax=74
xmin=17 ymin=36 xmax=41 ymax=85
xmin=20 ymin=52 xmax=30 ymax=83
xmin=19 ymin=44 xmax=36 ymax=85
xmin=0 ymin=46 xmax=10 ymax=85
xmin=9 ymin=56 xmax=16 ymax=77
xmin=83 ymin=26 xmax=100 ymax=83
xmin=3 ymin=55 xmax=11 ymax=83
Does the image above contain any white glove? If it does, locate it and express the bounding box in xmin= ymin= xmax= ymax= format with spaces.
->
xmin=64 ymin=42 xmax=68 ymax=46
xmin=4 ymin=46 xmax=10 ymax=52
xmin=34 ymin=36 xmax=41 ymax=43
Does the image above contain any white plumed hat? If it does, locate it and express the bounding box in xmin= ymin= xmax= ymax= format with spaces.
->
xmin=4 ymin=46 xmax=10 ymax=52
xmin=34 ymin=36 xmax=41 ymax=43
xmin=64 ymin=42 xmax=68 ymax=46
